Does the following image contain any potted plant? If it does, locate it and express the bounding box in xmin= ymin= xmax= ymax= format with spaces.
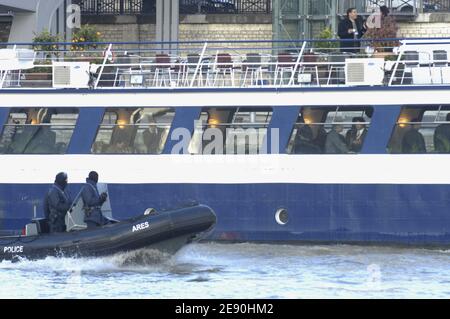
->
xmin=24 ymin=30 xmax=60 ymax=87
xmin=313 ymin=27 xmax=340 ymax=84
xmin=70 ymin=24 xmax=102 ymax=57
xmin=32 ymin=29 xmax=60 ymax=59
xmin=314 ymin=27 xmax=339 ymax=54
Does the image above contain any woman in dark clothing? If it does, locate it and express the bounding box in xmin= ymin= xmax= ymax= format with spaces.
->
xmin=363 ymin=5 xmax=399 ymax=52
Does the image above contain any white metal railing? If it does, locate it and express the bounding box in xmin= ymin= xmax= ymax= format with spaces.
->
xmin=1 ymin=38 xmax=450 ymax=90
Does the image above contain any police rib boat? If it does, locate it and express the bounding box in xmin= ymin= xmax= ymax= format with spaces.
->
xmin=0 ymin=203 xmax=216 ymax=261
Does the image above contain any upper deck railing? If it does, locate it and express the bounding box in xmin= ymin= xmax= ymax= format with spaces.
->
xmin=1 ymin=38 xmax=450 ymax=90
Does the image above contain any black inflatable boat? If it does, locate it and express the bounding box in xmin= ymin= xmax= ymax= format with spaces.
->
xmin=0 ymin=204 xmax=216 ymax=261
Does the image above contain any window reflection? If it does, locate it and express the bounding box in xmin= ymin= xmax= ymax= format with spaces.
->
xmin=0 ymin=108 xmax=78 ymax=154
xmin=287 ymin=107 xmax=372 ymax=154
xmin=92 ymin=108 xmax=175 ymax=154
xmin=388 ymin=106 xmax=450 ymax=154
xmin=188 ymin=107 xmax=273 ymax=155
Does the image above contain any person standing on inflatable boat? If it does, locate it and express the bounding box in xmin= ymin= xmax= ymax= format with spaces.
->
xmin=44 ymin=172 xmax=72 ymax=233
xmin=81 ymin=171 xmax=109 ymax=228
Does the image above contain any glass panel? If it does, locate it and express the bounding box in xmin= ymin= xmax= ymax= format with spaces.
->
xmin=388 ymin=106 xmax=450 ymax=154
xmin=0 ymin=108 xmax=78 ymax=154
xmin=188 ymin=108 xmax=273 ymax=155
xmin=287 ymin=106 xmax=372 ymax=154
xmin=188 ymin=112 xmax=209 ymax=155
xmin=92 ymin=108 xmax=175 ymax=154
xmin=225 ymin=109 xmax=272 ymax=154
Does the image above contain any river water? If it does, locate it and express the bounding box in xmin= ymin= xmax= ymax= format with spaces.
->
xmin=0 ymin=243 xmax=449 ymax=298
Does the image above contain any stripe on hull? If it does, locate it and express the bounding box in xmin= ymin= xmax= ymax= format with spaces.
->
xmin=0 ymin=155 xmax=450 ymax=184
xmin=1 ymin=87 xmax=450 ymax=108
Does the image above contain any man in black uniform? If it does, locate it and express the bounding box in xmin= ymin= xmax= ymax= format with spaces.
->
xmin=43 ymin=172 xmax=72 ymax=233
xmin=81 ymin=171 xmax=109 ymax=228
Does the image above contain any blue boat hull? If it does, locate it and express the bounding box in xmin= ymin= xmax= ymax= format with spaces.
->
xmin=1 ymin=183 xmax=450 ymax=246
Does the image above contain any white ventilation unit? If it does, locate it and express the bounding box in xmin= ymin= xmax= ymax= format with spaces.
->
xmin=345 ymin=58 xmax=384 ymax=86
xmin=52 ymin=62 xmax=90 ymax=88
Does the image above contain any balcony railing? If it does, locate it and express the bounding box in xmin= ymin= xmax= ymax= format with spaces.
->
xmin=338 ymin=0 xmax=450 ymax=15
xmin=424 ymin=0 xmax=450 ymax=12
xmin=77 ymin=0 xmax=272 ymax=15
xmin=180 ymin=0 xmax=271 ymax=14
xmin=77 ymin=0 xmax=145 ymax=15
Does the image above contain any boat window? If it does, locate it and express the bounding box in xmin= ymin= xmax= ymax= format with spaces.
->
xmin=0 ymin=108 xmax=79 ymax=154
xmin=188 ymin=111 xmax=209 ymax=154
xmin=188 ymin=107 xmax=273 ymax=155
xmin=287 ymin=106 xmax=373 ymax=154
xmin=388 ymin=106 xmax=450 ymax=154
xmin=92 ymin=108 xmax=175 ymax=154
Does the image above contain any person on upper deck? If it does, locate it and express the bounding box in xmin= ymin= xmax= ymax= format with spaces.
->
xmin=401 ymin=119 xmax=426 ymax=154
xmin=434 ymin=113 xmax=450 ymax=153
xmin=362 ymin=5 xmax=399 ymax=53
xmin=338 ymin=8 xmax=367 ymax=53
xmin=325 ymin=121 xmax=349 ymax=154
xmin=43 ymin=172 xmax=72 ymax=233
xmin=81 ymin=171 xmax=109 ymax=228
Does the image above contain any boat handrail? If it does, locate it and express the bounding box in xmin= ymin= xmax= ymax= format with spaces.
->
xmin=1 ymin=38 xmax=450 ymax=90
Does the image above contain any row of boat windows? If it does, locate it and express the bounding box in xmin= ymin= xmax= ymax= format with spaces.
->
xmin=1 ymin=106 xmax=450 ymax=154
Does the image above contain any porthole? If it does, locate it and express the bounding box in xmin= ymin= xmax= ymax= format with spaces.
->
xmin=275 ymin=208 xmax=289 ymax=225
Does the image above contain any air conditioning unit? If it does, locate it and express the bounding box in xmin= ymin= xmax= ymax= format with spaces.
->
xmin=52 ymin=62 xmax=90 ymax=88
xmin=345 ymin=58 xmax=384 ymax=86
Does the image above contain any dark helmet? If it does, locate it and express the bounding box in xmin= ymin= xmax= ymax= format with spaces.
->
xmin=55 ymin=172 xmax=68 ymax=189
xmin=88 ymin=171 xmax=99 ymax=183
